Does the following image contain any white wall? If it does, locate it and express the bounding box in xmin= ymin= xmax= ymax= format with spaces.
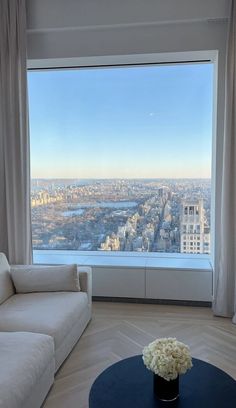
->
xmin=27 ymin=0 xmax=229 ymax=61
xmin=26 ymin=0 xmax=229 ymax=30
xmin=27 ymin=0 xmax=230 ymax=301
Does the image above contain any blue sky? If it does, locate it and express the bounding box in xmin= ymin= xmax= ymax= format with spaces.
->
xmin=28 ymin=63 xmax=213 ymax=179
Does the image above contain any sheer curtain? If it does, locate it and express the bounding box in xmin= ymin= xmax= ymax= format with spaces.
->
xmin=0 ymin=0 xmax=32 ymax=264
xmin=213 ymin=0 xmax=236 ymax=320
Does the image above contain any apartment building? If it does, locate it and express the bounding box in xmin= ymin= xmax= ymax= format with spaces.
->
xmin=181 ymin=200 xmax=210 ymax=254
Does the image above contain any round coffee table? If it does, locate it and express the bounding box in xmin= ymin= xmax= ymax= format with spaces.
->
xmin=89 ymin=356 xmax=236 ymax=407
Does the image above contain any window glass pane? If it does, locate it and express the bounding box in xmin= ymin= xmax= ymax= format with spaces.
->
xmin=28 ymin=63 xmax=213 ymax=254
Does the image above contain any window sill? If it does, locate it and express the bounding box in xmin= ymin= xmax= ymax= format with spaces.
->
xmin=33 ymin=250 xmax=212 ymax=272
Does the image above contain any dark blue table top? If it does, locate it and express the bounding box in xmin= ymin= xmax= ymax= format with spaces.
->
xmin=89 ymin=356 xmax=236 ymax=408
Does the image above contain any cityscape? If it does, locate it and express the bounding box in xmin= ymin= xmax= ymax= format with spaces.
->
xmin=31 ymin=178 xmax=211 ymax=254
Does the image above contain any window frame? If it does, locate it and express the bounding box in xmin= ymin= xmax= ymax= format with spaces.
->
xmin=28 ymin=50 xmax=217 ymax=272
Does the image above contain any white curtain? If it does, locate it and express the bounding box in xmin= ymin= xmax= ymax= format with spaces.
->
xmin=213 ymin=0 xmax=236 ymax=320
xmin=0 ymin=0 xmax=32 ymax=264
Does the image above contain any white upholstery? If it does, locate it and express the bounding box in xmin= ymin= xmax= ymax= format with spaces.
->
xmin=0 ymin=292 xmax=88 ymax=349
xmin=10 ymin=264 xmax=80 ymax=293
xmin=0 ymin=253 xmax=15 ymax=304
xmin=55 ymin=303 xmax=91 ymax=370
xmin=24 ymin=361 xmax=55 ymax=408
xmin=0 ymin=254 xmax=92 ymax=406
xmin=78 ymin=267 xmax=92 ymax=305
xmin=0 ymin=332 xmax=54 ymax=408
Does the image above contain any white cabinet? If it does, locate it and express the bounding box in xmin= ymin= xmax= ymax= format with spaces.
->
xmin=146 ymin=268 xmax=212 ymax=301
xmin=92 ymin=267 xmax=145 ymax=298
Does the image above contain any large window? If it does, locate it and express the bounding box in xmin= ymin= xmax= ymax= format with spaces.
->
xmin=28 ymin=63 xmax=213 ymax=254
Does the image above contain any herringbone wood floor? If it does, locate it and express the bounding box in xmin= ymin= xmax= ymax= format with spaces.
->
xmin=43 ymin=302 xmax=236 ymax=408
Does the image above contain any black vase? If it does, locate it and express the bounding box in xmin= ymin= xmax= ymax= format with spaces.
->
xmin=153 ymin=374 xmax=179 ymax=401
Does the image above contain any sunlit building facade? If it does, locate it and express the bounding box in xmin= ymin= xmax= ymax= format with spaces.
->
xmin=180 ymin=199 xmax=210 ymax=254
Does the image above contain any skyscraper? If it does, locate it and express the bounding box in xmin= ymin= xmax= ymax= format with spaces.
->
xmin=180 ymin=199 xmax=210 ymax=254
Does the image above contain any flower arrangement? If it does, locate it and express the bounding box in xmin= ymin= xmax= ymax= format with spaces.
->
xmin=142 ymin=337 xmax=192 ymax=381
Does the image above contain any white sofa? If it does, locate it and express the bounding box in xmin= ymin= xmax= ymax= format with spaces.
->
xmin=0 ymin=253 xmax=92 ymax=408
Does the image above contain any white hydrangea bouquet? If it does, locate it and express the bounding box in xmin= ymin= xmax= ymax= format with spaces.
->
xmin=142 ymin=337 xmax=192 ymax=381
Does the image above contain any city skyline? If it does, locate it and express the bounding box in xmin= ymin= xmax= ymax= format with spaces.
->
xmin=28 ymin=63 xmax=213 ymax=179
xmin=31 ymin=178 xmax=211 ymax=254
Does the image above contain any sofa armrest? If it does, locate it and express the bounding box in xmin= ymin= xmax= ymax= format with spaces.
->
xmin=77 ymin=266 xmax=92 ymax=304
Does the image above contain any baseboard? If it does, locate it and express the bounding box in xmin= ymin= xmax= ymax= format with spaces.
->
xmin=92 ymin=296 xmax=212 ymax=308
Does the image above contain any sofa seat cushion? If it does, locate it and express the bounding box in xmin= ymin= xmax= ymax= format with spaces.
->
xmin=0 ymin=331 xmax=54 ymax=408
xmin=0 ymin=292 xmax=88 ymax=350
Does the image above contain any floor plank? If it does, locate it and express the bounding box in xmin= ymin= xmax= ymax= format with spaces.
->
xmin=43 ymin=302 xmax=236 ymax=408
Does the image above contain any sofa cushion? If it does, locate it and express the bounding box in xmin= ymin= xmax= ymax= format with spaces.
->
xmin=0 ymin=253 xmax=15 ymax=304
xmin=10 ymin=264 xmax=80 ymax=293
xmin=0 ymin=292 xmax=88 ymax=349
xmin=0 ymin=331 xmax=54 ymax=408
